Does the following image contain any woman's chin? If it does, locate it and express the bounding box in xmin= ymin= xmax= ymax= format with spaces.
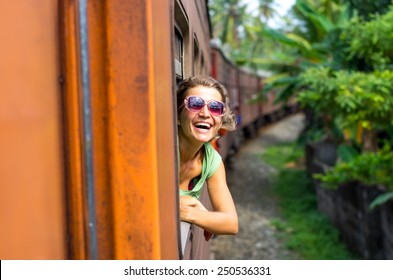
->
xmin=193 ymin=134 xmax=214 ymax=143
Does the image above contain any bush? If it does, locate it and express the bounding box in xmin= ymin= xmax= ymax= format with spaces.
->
xmin=315 ymin=145 xmax=393 ymax=191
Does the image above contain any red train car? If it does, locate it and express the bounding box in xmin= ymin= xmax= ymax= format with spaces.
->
xmin=211 ymin=45 xmax=290 ymax=162
xmin=211 ymin=46 xmax=242 ymax=159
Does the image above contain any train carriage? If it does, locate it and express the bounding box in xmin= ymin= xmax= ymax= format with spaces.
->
xmin=211 ymin=46 xmax=269 ymax=160
xmin=211 ymin=46 xmax=242 ymax=160
xmin=1 ymin=0 xmax=187 ymax=260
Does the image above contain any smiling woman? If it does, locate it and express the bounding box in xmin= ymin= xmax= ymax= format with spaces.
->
xmin=176 ymin=76 xmax=238 ymax=241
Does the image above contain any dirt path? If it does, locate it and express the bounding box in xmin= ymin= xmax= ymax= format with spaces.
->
xmin=210 ymin=113 xmax=305 ymax=259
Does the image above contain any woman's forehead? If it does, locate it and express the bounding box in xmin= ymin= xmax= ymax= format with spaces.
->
xmin=186 ymin=86 xmax=222 ymax=101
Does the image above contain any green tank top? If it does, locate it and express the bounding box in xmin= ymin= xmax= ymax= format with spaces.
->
xmin=179 ymin=142 xmax=222 ymax=199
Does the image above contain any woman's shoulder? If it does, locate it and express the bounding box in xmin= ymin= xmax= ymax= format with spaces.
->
xmin=204 ymin=142 xmax=221 ymax=158
xmin=203 ymin=142 xmax=222 ymax=177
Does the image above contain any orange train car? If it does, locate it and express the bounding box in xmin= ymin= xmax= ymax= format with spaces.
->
xmin=0 ymin=0 xmax=296 ymax=260
xmin=0 ymin=0 xmax=211 ymax=260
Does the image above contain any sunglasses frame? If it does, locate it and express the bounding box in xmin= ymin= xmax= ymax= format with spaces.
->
xmin=184 ymin=95 xmax=226 ymax=117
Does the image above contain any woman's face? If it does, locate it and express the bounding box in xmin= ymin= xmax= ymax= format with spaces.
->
xmin=178 ymin=86 xmax=223 ymax=144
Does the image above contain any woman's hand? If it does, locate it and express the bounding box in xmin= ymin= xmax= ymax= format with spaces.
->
xmin=180 ymin=196 xmax=214 ymax=241
xmin=179 ymin=195 xmax=207 ymax=222
xmin=179 ymin=162 xmax=238 ymax=236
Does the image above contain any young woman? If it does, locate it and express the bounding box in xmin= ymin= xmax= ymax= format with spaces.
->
xmin=177 ymin=76 xmax=238 ymax=238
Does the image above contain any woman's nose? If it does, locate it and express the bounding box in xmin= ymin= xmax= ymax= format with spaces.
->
xmin=198 ymin=104 xmax=210 ymax=116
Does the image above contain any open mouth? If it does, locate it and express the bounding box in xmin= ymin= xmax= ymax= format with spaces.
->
xmin=194 ymin=122 xmax=212 ymax=131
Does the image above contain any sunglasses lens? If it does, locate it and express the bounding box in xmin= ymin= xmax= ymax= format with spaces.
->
xmin=208 ymin=101 xmax=225 ymax=116
xmin=186 ymin=96 xmax=225 ymax=116
xmin=188 ymin=96 xmax=205 ymax=111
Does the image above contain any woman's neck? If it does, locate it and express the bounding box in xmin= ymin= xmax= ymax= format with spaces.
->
xmin=178 ymin=135 xmax=204 ymax=163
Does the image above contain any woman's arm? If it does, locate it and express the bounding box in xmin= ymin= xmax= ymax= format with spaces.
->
xmin=179 ymin=161 xmax=238 ymax=235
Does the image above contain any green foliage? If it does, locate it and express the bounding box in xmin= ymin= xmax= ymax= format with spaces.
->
xmin=252 ymin=0 xmax=350 ymax=103
xmin=296 ymin=0 xmax=336 ymax=35
xmin=294 ymin=0 xmax=348 ymax=42
xmin=315 ymin=145 xmax=393 ymax=191
xmin=345 ymin=0 xmax=393 ymax=20
xmin=209 ymin=0 xmax=393 ymax=206
xmin=369 ymin=191 xmax=393 ymax=209
xmin=297 ymin=67 xmax=337 ymax=114
xmin=258 ymin=75 xmax=302 ymax=104
xmin=261 ymin=142 xmax=356 ymax=259
xmin=260 ymin=142 xmax=303 ymax=169
xmin=208 ymin=0 xmax=249 ymax=49
xmin=261 ymin=27 xmax=313 ymax=53
xmin=299 ymin=124 xmax=325 ymax=144
xmin=342 ymin=6 xmax=393 ymax=70
xmin=335 ymin=70 xmax=393 ymax=129
xmin=298 ymin=68 xmax=393 ymax=131
xmin=337 ymin=143 xmax=360 ymax=162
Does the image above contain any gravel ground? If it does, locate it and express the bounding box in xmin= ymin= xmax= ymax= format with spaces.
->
xmin=210 ymin=113 xmax=305 ymax=260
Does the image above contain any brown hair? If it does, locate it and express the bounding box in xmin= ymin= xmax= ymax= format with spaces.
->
xmin=176 ymin=76 xmax=236 ymax=131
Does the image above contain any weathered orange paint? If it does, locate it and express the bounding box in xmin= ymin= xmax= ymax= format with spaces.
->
xmin=84 ymin=0 xmax=178 ymax=259
xmin=151 ymin=0 xmax=180 ymax=259
xmin=0 ymin=0 xmax=66 ymax=259
xmin=83 ymin=0 xmax=115 ymax=260
xmin=59 ymin=0 xmax=88 ymax=259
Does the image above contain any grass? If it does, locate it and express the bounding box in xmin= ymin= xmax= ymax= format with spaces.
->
xmin=261 ymin=142 xmax=357 ymax=260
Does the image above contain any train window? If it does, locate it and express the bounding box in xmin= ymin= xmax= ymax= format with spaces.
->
xmin=232 ymin=87 xmax=239 ymax=108
xmin=175 ymin=27 xmax=183 ymax=83
xmin=175 ymin=0 xmax=191 ymax=83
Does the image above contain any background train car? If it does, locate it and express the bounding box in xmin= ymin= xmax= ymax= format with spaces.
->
xmin=211 ymin=44 xmax=298 ymax=164
xmin=210 ymin=46 xmax=242 ymax=160
xmin=211 ymin=45 xmax=265 ymax=162
xmin=238 ymin=69 xmax=262 ymax=137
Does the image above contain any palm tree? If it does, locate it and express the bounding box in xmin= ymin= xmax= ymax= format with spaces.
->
xmin=209 ymin=0 xmax=349 ymax=103
xmin=209 ymin=0 xmax=248 ymax=49
xmin=257 ymin=0 xmax=278 ymax=24
xmin=209 ymin=0 xmax=279 ymax=58
xmin=244 ymin=0 xmax=350 ymax=103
